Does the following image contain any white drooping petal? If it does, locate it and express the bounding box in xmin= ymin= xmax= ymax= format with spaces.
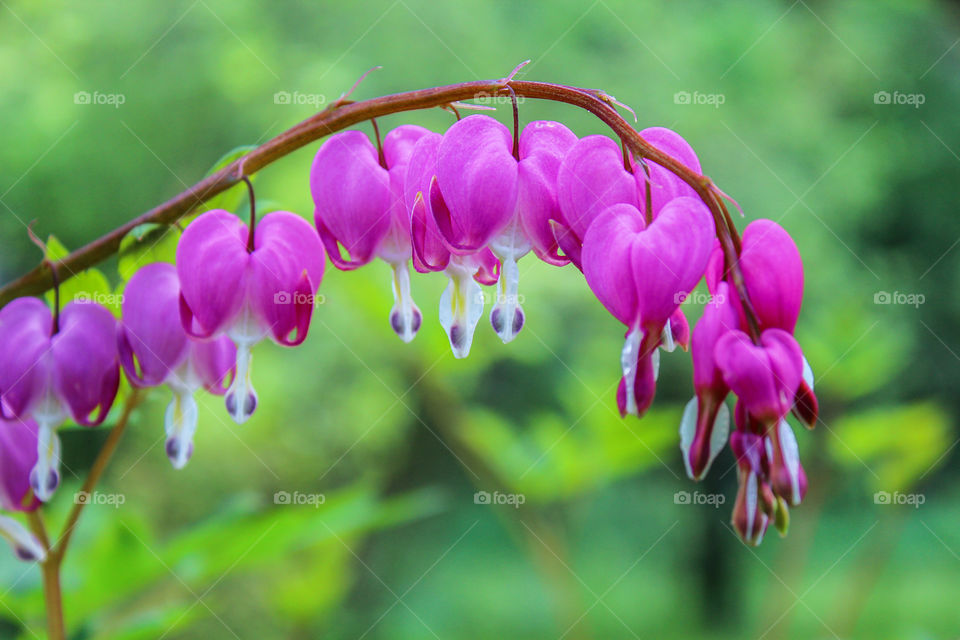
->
xmin=490 ymin=254 xmax=525 ymax=344
xmin=439 ymin=258 xmax=485 ymax=359
xmin=801 ymin=354 xmax=814 ymax=390
xmin=619 ymin=328 xmax=642 ymax=416
xmin=745 ymin=471 xmax=764 ymax=545
xmin=661 ymin=321 xmax=676 ymax=353
xmin=679 ymin=397 xmax=698 ymax=479
xmin=224 ymin=340 xmax=257 ymax=425
xmin=29 ymin=419 xmax=62 ymax=502
xmin=225 ymin=307 xmax=263 ymax=425
xmin=388 ymin=260 xmax=422 ymax=343
xmin=651 ymin=348 xmax=661 ymax=382
xmin=778 ymin=419 xmax=803 ymax=505
xmin=0 ymin=515 xmax=45 ymax=562
xmin=678 ymin=397 xmax=731 ymax=481
xmin=164 ymin=388 xmax=199 ymax=469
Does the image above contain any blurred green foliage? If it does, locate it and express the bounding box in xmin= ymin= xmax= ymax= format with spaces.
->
xmin=2 ymin=0 xmax=960 ymax=638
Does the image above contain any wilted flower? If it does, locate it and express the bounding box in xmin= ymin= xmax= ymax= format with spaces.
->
xmin=176 ymin=209 xmax=325 ymax=424
xmin=118 ymin=263 xmax=236 ymax=468
xmin=0 ymin=297 xmax=119 ymax=501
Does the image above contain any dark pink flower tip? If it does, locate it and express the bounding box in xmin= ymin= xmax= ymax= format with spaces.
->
xmin=311 ymin=130 xmax=392 ymax=269
xmin=436 ymin=115 xmax=518 ymax=252
xmin=557 ymin=135 xmax=641 ymax=241
xmin=678 ymin=393 xmax=730 ymax=481
xmin=516 ymin=121 xmax=578 ymax=266
xmin=792 ymin=378 xmax=819 ymax=429
xmin=666 ymin=308 xmax=690 ymax=351
xmin=0 ymin=416 xmax=40 ymax=513
xmin=637 ymin=127 xmax=702 ymax=217
xmin=118 ymin=263 xmax=190 ymax=387
xmin=714 ymin=328 xmax=804 ymax=424
xmin=732 ymin=468 xmax=773 ymax=546
xmin=405 ymin=134 xmax=450 ymax=273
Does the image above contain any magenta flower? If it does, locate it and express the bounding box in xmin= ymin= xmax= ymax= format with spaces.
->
xmin=311 ymin=125 xmax=431 ymax=342
xmin=177 ymin=209 xmax=325 ymax=424
xmin=582 ymin=197 xmax=714 ymax=417
xmin=706 ymin=219 xmax=818 ymax=427
xmin=730 ymin=428 xmax=775 ymax=546
xmin=556 ymin=127 xmax=701 ymax=267
xmin=426 ymin=116 xmax=578 ymax=343
xmin=715 ymin=328 xmax=807 ymax=507
xmin=0 ymin=297 xmax=119 ymax=501
xmin=118 ymin=263 xmax=236 ymax=468
xmin=679 ymin=282 xmax=739 ymax=480
xmin=404 ymin=128 xmax=501 ymax=358
xmin=0 ymin=416 xmax=46 ymax=561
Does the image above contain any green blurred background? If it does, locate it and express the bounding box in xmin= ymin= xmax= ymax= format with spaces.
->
xmin=1 ymin=0 xmax=959 ymax=638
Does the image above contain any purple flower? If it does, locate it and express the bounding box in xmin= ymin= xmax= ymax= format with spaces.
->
xmin=118 ymin=263 xmax=236 ymax=468
xmin=556 ymin=128 xmax=701 ymax=268
xmin=0 ymin=297 xmax=119 ymax=501
xmin=404 ymin=128 xmax=501 ymax=358
xmin=0 ymin=416 xmax=46 ymax=561
xmin=311 ymin=125 xmax=431 ymax=342
xmin=706 ymin=219 xmax=818 ymax=427
xmin=582 ymin=196 xmax=714 ymax=417
xmin=176 ymin=209 xmax=325 ymax=424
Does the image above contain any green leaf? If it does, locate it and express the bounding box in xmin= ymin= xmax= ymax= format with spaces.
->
xmin=196 ymin=145 xmax=257 ymax=216
xmin=43 ymin=234 xmax=118 ymax=315
xmin=117 ymin=223 xmax=180 ymax=281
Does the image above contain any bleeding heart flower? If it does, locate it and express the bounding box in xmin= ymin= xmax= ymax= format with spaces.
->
xmin=311 ymin=125 xmax=430 ymax=342
xmin=556 ymin=128 xmax=702 ymax=268
xmin=0 ymin=416 xmax=46 ymax=561
xmin=714 ymin=328 xmax=803 ymax=425
xmin=582 ymin=196 xmax=714 ymax=417
xmin=678 ymin=282 xmax=739 ymax=480
xmin=117 ymin=263 xmax=236 ymax=468
xmin=404 ymin=129 xmax=501 ymax=358
xmin=706 ymin=219 xmax=817 ymax=428
xmin=0 ymin=296 xmax=119 ymax=502
xmin=177 ymin=209 xmax=325 ymax=424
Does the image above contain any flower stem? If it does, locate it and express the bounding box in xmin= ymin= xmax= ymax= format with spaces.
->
xmin=27 ymin=388 xmax=143 ymax=640
xmin=0 ymin=76 xmax=761 ymax=334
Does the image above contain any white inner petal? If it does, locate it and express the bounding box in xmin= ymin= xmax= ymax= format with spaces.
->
xmin=661 ymin=321 xmax=676 ymax=353
xmin=0 ymin=515 xmax=45 ymax=562
xmin=165 ymin=388 xmax=199 ymax=469
xmin=225 ymin=339 xmax=257 ymax=424
xmin=678 ymin=396 xmax=697 ymax=480
xmin=802 ymin=354 xmax=814 ymax=390
xmin=490 ymin=254 xmax=524 ymax=344
xmin=29 ymin=418 xmax=62 ymax=502
xmin=389 ymin=260 xmax=421 ymax=344
xmin=619 ymin=327 xmax=642 ymax=416
xmin=439 ymin=258 xmax=485 ymax=359
xmin=778 ymin=419 xmax=803 ymax=505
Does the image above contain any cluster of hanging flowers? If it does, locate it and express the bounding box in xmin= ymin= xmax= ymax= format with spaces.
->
xmin=0 ymin=106 xmax=818 ymax=556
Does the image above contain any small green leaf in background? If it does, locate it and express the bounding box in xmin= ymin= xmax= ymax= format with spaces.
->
xmin=196 ymin=145 xmax=258 ymax=216
xmin=43 ymin=234 xmax=119 ymax=315
xmin=117 ymin=223 xmax=181 ymax=281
